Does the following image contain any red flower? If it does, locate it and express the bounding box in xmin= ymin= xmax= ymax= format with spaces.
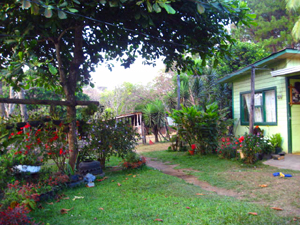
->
xmin=24 ymin=150 xmax=28 ymax=155
xmin=238 ymin=136 xmax=244 ymax=143
xmin=59 ymin=148 xmax=63 ymax=155
xmin=17 ymin=131 xmax=23 ymax=135
xmin=255 ymin=125 xmax=259 ymax=129
xmin=24 ymin=123 xmax=30 ymax=129
xmin=226 ymin=142 xmax=230 ymax=145
xmin=226 ymin=137 xmax=230 ymax=142
xmin=235 ymin=142 xmax=238 ymax=145
xmin=221 ymin=137 xmax=225 ymax=142
xmin=26 ymin=144 xmax=31 ymax=150
xmin=191 ymin=144 xmax=196 ymax=150
xmin=10 ymin=132 xmax=14 ymax=136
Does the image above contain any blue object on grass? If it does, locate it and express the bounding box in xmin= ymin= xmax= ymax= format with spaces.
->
xmin=273 ymin=172 xmax=292 ymax=177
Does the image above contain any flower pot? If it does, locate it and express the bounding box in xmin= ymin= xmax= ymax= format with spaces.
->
xmin=275 ymin=147 xmax=282 ymax=154
xmin=53 ymin=120 xmax=62 ymax=125
xmin=15 ymin=165 xmax=41 ymax=173
xmin=188 ymin=150 xmax=195 ymax=155
xmin=28 ymin=120 xmax=42 ymax=127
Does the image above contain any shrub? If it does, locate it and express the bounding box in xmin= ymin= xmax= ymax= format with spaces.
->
xmin=0 ymin=205 xmax=33 ymax=225
xmin=79 ymin=112 xmax=140 ymax=168
xmin=218 ymin=136 xmax=240 ymax=159
xmin=240 ymin=132 xmax=273 ymax=164
xmin=122 ymin=152 xmax=146 ymax=169
xmin=1 ymin=121 xmax=69 ymax=173
xmin=169 ymin=103 xmax=222 ymax=154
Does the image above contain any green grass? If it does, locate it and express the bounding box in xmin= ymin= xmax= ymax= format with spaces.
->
xmin=141 ymin=150 xmax=300 ymax=217
xmin=142 ymin=150 xmax=299 ymax=190
xmin=29 ymin=167 xmax=292 ymax=225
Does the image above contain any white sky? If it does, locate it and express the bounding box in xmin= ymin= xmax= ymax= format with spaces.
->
xmin=90 ymin=57 xmax=165 ymax=90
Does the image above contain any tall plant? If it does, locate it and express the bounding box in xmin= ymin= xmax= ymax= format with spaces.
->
xmin=170 ymin=103 xmax=224 ymax=154
xmin=143 ymin=100 xmax=166 ymax=143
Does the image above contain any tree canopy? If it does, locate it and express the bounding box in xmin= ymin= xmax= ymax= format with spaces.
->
xmin=0 ymin=0 xmax=252 ymax=168
xmin=231 ymin=0 xmax=299 ymax=52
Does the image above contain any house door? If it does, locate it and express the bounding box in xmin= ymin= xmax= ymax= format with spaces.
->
xmin=290 ymin=79 xmax=300 ymax=154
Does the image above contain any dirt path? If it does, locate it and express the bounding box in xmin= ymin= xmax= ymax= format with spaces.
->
xmin=145 ymin=157 xmax=241 ymax=198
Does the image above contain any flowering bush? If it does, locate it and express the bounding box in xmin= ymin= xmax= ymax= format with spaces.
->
xmin=239 ymin=132 xmax=273 ymax=164
xmin=7 ymin=121 xmax=69 ymax=173
xmin=122 ymin=152 xmax=146 ymax=169
xmin=218 ymin=136 xmax=240 ymax=159
xmin=1 ymin=180 xmax=40 ymax=211
xmin=0 ymin=204 xmax=39 ymax=225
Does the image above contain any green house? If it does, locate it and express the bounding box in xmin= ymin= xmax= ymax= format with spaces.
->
xmin=219 ymin=48 xmax=300 ymax=154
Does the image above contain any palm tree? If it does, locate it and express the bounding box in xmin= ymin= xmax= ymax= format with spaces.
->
xmin=143 ymin=99 xmax=166 ymax=143
xmin=286 ymin=0 xmax=300 ymax=40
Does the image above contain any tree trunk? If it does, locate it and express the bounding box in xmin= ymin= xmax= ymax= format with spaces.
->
xmin=18 ymin=88 xmax=28 ymax=122
xmin=0 ymin=81 xmax=5 ymax=118
xmin=6 ymin=87 xmax=15 ymax=117
xmin=177 ymin=74 xmax=181 ymax=110
xmin=54 ymin=26 xmax=84 ymax=170
xmin=153 ymin=125 xmax=159 ymax=142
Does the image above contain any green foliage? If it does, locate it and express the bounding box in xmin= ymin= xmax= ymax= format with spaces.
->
xmin=79 ymin=112 xmax=140 ymax=168
xmin=239 ymin=133 xmax=273 ymax=164
xmin=269 ymin=133 xmax=283 ymax=148
xmin=214 ymin=41 xmax=269 ymax=77
xmin=231 ymin=0 xmax=298 ymax=52
xmin=170 ymin=103 xmax=221 ymax=155
xmin=218 ymin=136 xmax=240 ymax=159
xmin=143 ymin=99 xmax=166 ymax=142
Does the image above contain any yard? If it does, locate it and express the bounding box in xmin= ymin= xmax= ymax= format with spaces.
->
xmin=24 ymin=143 xmax=299 ymax=224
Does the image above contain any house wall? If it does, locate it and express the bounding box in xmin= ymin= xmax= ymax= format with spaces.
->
xmin=232 ymin=60 xmax=289 ymax=152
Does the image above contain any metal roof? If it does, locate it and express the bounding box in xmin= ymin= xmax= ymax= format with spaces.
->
xmin=218 ymin=48 xmax=300 ymax=83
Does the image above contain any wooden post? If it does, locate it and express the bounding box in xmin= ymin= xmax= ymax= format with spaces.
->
xmin=177 ymin=74 xmax=181 ymax=110
xmin=249 ymin=66 xmax=255 ymax=134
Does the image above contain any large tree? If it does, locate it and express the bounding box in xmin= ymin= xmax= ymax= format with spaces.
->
xmin=1 ymin=0 xmax=252 ymax=169
xmin=231 ymin=0 xmax=299 ymax=52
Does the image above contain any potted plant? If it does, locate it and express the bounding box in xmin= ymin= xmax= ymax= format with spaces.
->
xmin=269 ymin=133 xmax=283 ymax=154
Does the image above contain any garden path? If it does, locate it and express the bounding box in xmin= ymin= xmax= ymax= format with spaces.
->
xmin=145 ymin=157 xmax=241 ymax=198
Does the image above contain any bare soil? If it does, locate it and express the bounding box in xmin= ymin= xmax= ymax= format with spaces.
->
xmin=136 ymin=142 xmax=300 ymax=218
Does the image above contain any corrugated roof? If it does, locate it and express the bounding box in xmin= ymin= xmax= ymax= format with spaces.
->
xmin=218 ymin=48 xmax=300 ymax=83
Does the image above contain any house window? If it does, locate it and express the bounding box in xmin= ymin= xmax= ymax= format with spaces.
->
xmin=240 ymin=88 xmax=277 ymax=125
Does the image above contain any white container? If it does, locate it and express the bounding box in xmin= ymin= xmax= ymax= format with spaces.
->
xmin=15 ymin=165 xmax=41 ymax=173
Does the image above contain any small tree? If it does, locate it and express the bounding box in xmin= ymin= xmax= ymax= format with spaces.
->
xmin=79 ymin=112 xmax=140 ymax=168
xmin=143 ymin=100 xmax=166 ymax=143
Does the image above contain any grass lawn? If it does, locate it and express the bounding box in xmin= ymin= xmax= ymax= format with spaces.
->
xmin=141 ymin=150 xmax=300 ymax=218
xmin=29 ymin=164 xmax=293 ymax=224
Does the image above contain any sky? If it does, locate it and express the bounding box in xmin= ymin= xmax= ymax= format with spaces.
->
xmin=90 ymin=57 xmax=165 ymax=90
